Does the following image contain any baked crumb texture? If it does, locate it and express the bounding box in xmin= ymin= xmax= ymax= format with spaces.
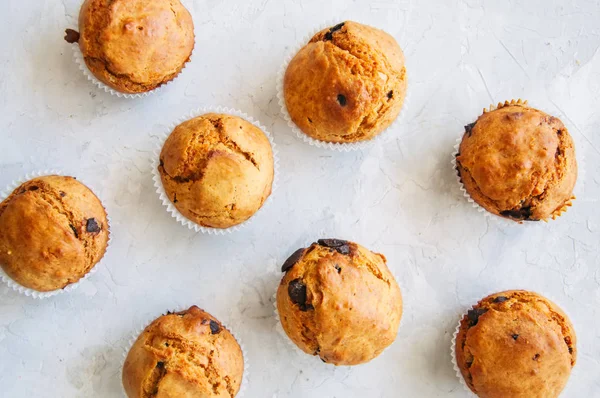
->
xmin=456 ymin=99 xmax=577 ymax=222
xmin=284 ymin=21 xmax=407 ymax=143
xmin=456 ymin=290 xmax=576 ymax=398
xmin=277 ymin=239 xmax=403 ymax=366
xmin=122 ymin=306 xmax=244 ymax=398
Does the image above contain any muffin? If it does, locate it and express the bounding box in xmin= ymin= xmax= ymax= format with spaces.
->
xmin=0 ymin=175 xmax=109 ymax=292
xmin=67 ymin=0 xmax=194 ymax=94
xmin=283 ymin=21 xmax=407 ymax=143
xmin=276 ymin=239 xmax=402 ymax=366
xmin=122 ymin=306 xmax=244 ymax=398
xmin=455 ymin=290 xmax=576 ymax=398
xmin=158 ymin=113 xmax=274 ymax=229
xmin=455 ymin=99 xmax=577 ymax=222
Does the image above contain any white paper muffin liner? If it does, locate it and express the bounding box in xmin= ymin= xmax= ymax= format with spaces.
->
xmin=152 ymin=106 xmax=279 ymax=235
xmin=276 ymin=20 xmax=411 ymax=152
xmin=451 ymin=100 xmax=586 ymax=226
xmin=69 ymin=2 xmax=197 ymax=99
xmin=271 ymin=242 xmax=402 ymax=366
xmin=121 ymin=306 xmax=249 ymax=398
xmin=450 ymin=291 xmax=577 ymax=397
xmin=0 ymin=170 xmax=111 ymax=299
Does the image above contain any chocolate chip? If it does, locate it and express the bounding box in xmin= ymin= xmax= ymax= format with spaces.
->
xmin=512 ymin=334 xmax=519 ymax=340
xmin=568 ymin=346 xmax=573 ymax=354
xmin=557 ymin=129 xmax=563 ymax=136
xmin=288 ymin=279 xmax=312 ymax=311
xmin=156 ymin=361 xmax=165 ymax=369
xmin=59 ymin=191 xmax=66 ymax=197
xmin=334 ymin=264 xmax=341 ymax=273
xmin=324 ymin=22 xmax=345 ymax=40
xmin=28 ymin=186 xmax=39 ymax=191
xmin=533 ymin=353 xmax=540 ymax=361
xmin=69 ymin=224 xmax=79 ymax=238
xmin=317 ymin=239 xmax=350 ymax=255
xmin=337 ymin=94 xmax=347 ymax=106
xmin=387 ymin=91 xmax=394 ymax=99
xmin=173 ymin=193 xmax=178 ymax=204
xmin=281 ymin=248 xmax=305 ymax=272
xmin=307 ymin=117 xmax=313 ymax=123
xmin=500 ymin=206 xmax=532 ymax=221
xmin=464 ymin=122 xmax=476 ymax=137
xmin=209 ymin=320 xmax=221 ymax=334
xmin=165 ymin=343 xmax=169 ymax=347
xmin=493 ymin=296 xmax=508 ymax=303
xmin=467 ymin=308 xmax=488 ymax=327
xmin=86 ymin=218 xmax=101 ymax=233
xmin=64 ymin=29 xmax=80 ymax=44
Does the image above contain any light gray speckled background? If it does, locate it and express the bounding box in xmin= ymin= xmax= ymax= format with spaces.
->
xmin=0 ymin=0 xmax=599 ymax=397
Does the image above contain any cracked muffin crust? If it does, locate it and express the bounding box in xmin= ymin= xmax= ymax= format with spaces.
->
xmin=284 ymin=21 xmax=407 ymax=143
xmin=455 ymin=290 xmax=576 ymax=398
xmin=74 ymin=0 xmax=194 ymax=94
xmin=158 ymin=113 xmax=274 ymax=229
xmin=456 ymin=99 xmax=577 ymax=222
xmin=0 ymin=175 xmax=109 ymax=292
xmin=122 ymin=306 xmax=244 ymax=398
xmin=276 ymin=239 xmax=402 ymax=366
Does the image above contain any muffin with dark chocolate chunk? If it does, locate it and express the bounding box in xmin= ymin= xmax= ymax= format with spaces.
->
xmin=68 ymin=0 xmax=194 ymax=94
xmin=122 ymin=306 xmax=244 ymax=397
xmin=277 ymin=239 xmax=402 ymax=366
xmin=455 ymin=99 xmax=577 ymax=222
xmin=0 ymin=175 xmax=108 ymax=292
xmin=455 ymin=290 xmax=576 ymax=398
xmin=284 ymin=21 xmax=407 ymax=143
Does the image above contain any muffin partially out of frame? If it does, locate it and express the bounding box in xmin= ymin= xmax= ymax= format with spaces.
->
xmin=68 ymin=0 xmax=195 ymax=94
xmin=455 ymin=290 xmax=576 ymax=398
xmin=284 ymin=21 xmax=407 ymax=143
xmin=277 ymin=239 xmax=402 ymax=366
xmin=455 ymin=99 xmax=577 ymax=222
xmin=122 ymin=306 xmax=244 ymax=398
xmin=0 ymin=175 xmax=109 ymax=292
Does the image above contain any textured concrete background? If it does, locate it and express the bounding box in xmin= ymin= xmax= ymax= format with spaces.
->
xmin=0 ymin=0 xmax=599 ymax=397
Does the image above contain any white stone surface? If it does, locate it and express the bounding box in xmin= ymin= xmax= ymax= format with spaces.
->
xmin=0 ymin=0 xmax=599 ymax=396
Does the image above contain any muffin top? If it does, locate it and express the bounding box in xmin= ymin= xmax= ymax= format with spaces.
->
xmin=455 ymin=290 xmax=576 ymax=398
xmin=277 ymin=239 xmax=402 ymax=366
xmin=158 ymin=113 xmax=274 ymax=229
xmin=77 ymin=0 xmax=194 ymax=93
xmin=284 ymin=21 xmax=407 ymax=143
xmin=456 ymin=100 xmax=577 ymax=221
xmin=0 ymin=175 xmax=109 ymax=292
xmin=122 ymin=306 xmax=244 ymax=398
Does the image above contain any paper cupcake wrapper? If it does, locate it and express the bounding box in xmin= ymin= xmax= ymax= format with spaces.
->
xmin=121 ymin=306 xmax=249 ymax=398
xmin=451 ymin=99 xmax=586 ymax=225
xmin=276 ymin=20 xmax=411 ymax=152
xmin=0 ymin=170 xmax=111 ymax=299
xmin=271 ymin=249 xmax=402 ymax=366
xmin=152 ymin=106 xmax=279 ymax=235
xmin=450 ymin=291 xmax=577 ymax=397
xmin=70 ymin=2 xmax=197 ymax=99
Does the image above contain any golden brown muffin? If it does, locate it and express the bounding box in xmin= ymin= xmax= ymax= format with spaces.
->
xmin=283 ymin=21 xmax=407 ymax=143
xmin=276 ymin=239 xmax=402 ymax=366
xmin=455 ymin=290 xmax=576 ymax=398
xmin=158 ymin=113 xmax=274 ymax=229
xmin=456 ymin=99 xmax=577 ymax=222
xmin=0 ymin=175 xmax=109 ymax=292
xmin=72 ymin=0 xmax=194 ymax=94
xmin=122 ymin=306 xmax=244 ymax=398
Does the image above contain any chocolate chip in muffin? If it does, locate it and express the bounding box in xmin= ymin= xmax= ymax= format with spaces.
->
xmin=317 ymin=239 xmax=350 ymax=255
xmin=28 ymin=186 xmax=39 ymax=191
xmin=533 ymin=353 xmax=540 ymax=361
xmin=387 ymin=90 xmax=394 ymax=99
xmin=69 ymin=224 xmax=79 ymax=238
xmin=467 ymin=308 xmax=488 ymax=327
xmin=288 ymin=279 xmax=313 ymax=311
xmin=334 ymin=264 xmax=342 ymax=273
xmin=493 ymin=296 xmax=508 ymax=303
xmin=281 ymin=248 xmax=306 ymax=272
xmin=500 ymin=206 xmax=532 ymax=221
xmin=86 ymin=218 xmax=101 ymax=233
xmin=209 ymin=320 xmax=221 ymax=334
xmin=337 ymin=94 xmax=347 ymax=106
xmin=64 ymin=28 xmax=80 ymax=44
xmin=59 ymin=191 xmax=66 ymax=197
xmin=324 ymin=22 xmax=345 ymax=41
xmin=512 ymin=334 xmax=519 ymax=340
xmin=464 ymin=122 xmax=477 ymax=137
